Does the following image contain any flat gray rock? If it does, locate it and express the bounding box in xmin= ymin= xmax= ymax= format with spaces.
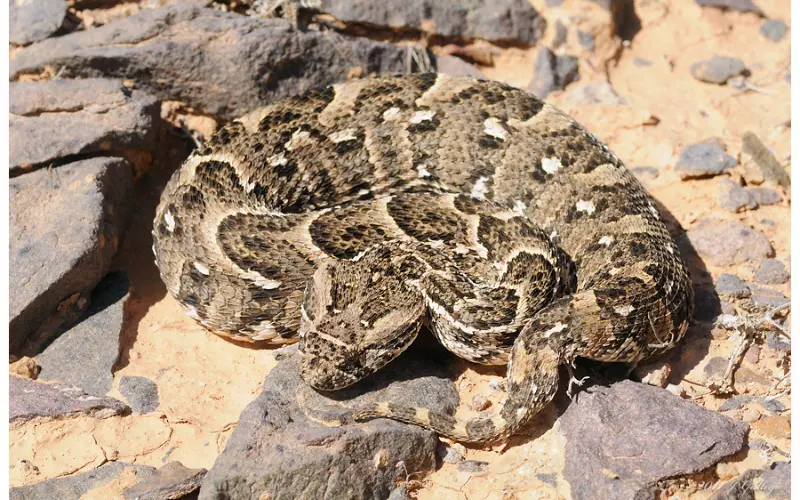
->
xmin=119 ymin=375 xmax=160 ymax=414
xmin=37 ymin=272 xmax=131 ymax=396
xmin=10 ymin=5 xmax=411 ymax=121
xmin=676 ymin=143 xmax=737 ymax=179
xmin=561 ymin=380 xmax=748 ymax=500
xmin=316 ymin=0 xmax=545 ymax=45
xmin=753 ymin=258 xmax=790 ymax=285
xmin=9 ymin=375 xmax=127 ymax=428
xmin=760 ymin=19 xmax=788 ymax=42
xmin=9 ymin=0 xmax=67 ymax=45
xmin=9 ymin=79 xmax=159 ymax=173
xmin=123 ymin=461 xmax=206 ymax=500
xmin=199 ymin=345 xmax=458 ymax=500
xmin=690 ymin=56 xmax=747 ymax=85
xmin=10 ymin=157 xmax=133 ymax=350
xmin=686 ymin=217 xmax=773 ymax=266
xmin=748 ymin=285 xmax=788 ymax=309
xmin=528 ymin=47 xmax=580 ymax=98
xmin=10 ymin=462 xmax=154 ymax=500
xmin=714 ymin=274 xmax=750 ymax=298
xmin=717 ymin=178 xmax=782 ymax=212
xmin=695 ymin=0 xmax=763 ymax=15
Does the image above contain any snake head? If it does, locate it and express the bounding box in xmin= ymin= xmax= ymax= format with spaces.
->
xmin=298 ymin=244 xmax=428 ymax=391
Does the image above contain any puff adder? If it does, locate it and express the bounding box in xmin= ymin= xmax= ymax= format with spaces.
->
xmin=153 ymin=73 xmax=694 ymax=444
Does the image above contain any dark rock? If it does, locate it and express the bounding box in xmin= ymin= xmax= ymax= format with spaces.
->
xmin=577 ymin=30 xmax=596 ymax=51
xmin=9 ymin=79 xmax=159 ymax=173
xmin=119 ymin=375 xmax=160 ymax=414
xmin=760 ymin=19 xmax=788 ymax=42
xmin=317 ymin=0 xmax=546 ymax=45
xmin=10 ymin=462 xmax=154 ymax=500
xmin=10 ymin=5 xmax=412 ymax=121
xmin=199 ymin=345 xmax=458 ymax=499
xmin=457 ymin=460 xmax=489 ymax=473
xmin=676 ymin=143 xmax=737 ymax=178
xmin=36 ymin=271 xmax=130 ymax=396
xmin=714 ymin=274 xmax=751 ymax=298
xmin=748 ymin=285 xmax=788 ymax=309
xmin=686 ymin=217 xmax=773 ymax=266
xmin=552 ymin=20 xmax=568 ymax=49
xmin=123 ymin=461 xmax=206 ymax=500
xmin=708 ymin=461 xmax=790 ymax=500
xmin=528 ymin=47 xmax=580 ymax=98
xmin=561 ymin=380 xmax=748 ymax=500
xmin=9 ymin=375 xmax=127 ymax=428
xmin=695 ymin=0 xmax=763 ymax=15
xmin=690 ymin=56 xmax=747 ymax=85
xmin=9 ymin=158 xmax=133 ymax=350
xmin=753 ymin=259 xmax=790 ymax=285
xmin=9 ymin=0 xmax=67 ymax=45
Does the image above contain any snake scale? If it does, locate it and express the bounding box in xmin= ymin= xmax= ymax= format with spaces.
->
xmin=153 ymin=73 xmax=694 ymax=443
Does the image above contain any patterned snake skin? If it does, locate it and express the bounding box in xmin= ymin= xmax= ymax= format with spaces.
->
xmin=153 ymin=73 xmax=694 ymax=443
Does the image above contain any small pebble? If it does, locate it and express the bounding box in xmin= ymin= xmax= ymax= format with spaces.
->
xmin=715 ymin=274 xmax=751 ymax=298
xmin=753 ymin=259 xmax=790 ymax=285
xmin=765 ymin=331 xmax=790 ymax=352
xmin=743 ymin=344 xmax=760 ymax=365
xmin=536 ymin=473 xmax=557 ymax=486
xmin=633 ymin=58 xmax=653 ymax=67
xmin=439 ymin=446 xmax=463 ymax=464
xmin=119 ymin=375 xmax=160 ymax=414
xmin=457 ymin=460 xmax=489 ymax=473
xmin=576 ymin=30 xmax=595 ymax=52
xmin=470 ymin=395 xmax=492 ymax=411
xmin=695 ymin=0 xmax=763 ymax=15
xmin=666 ymin=384 xmax=686 ymax=397
xmin=676 ymin=143 xmax=737 ymax=179
xmin=690 ymin=56 xmax=746 ymax=84
xmin=760 ymin=20 xmax=788 ymax=42
xmin=634 ymin=362 xmax=671 ymax=388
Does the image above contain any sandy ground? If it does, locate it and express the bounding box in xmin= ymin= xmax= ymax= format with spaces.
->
xmin=9 ymin=0 xmax=791 ymax=497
